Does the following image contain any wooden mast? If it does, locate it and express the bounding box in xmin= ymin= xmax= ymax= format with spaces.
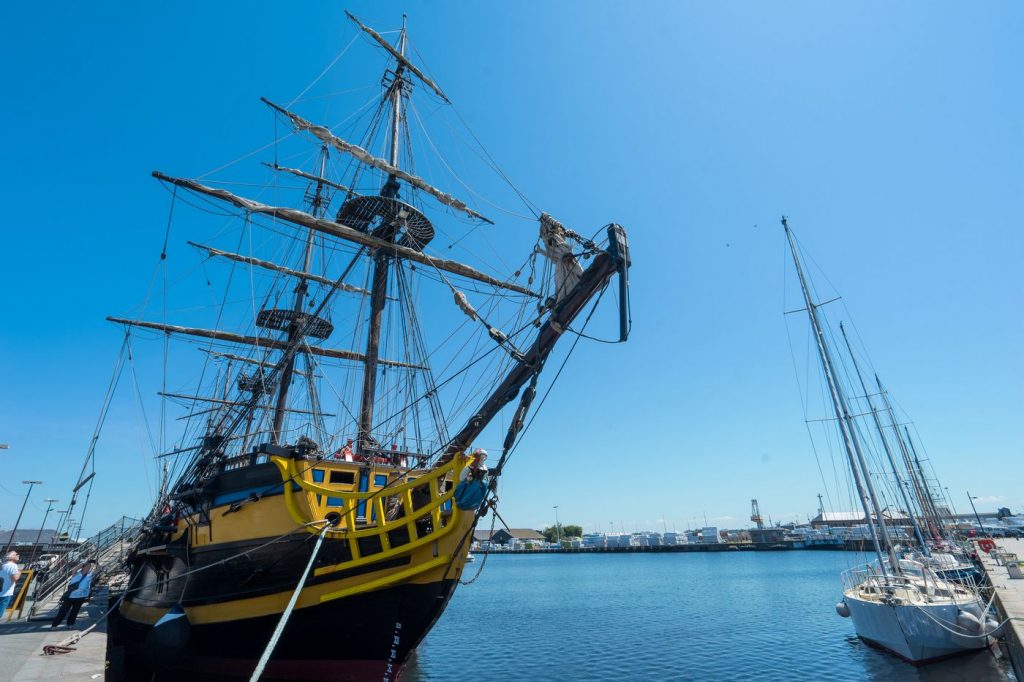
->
xmin=271 ymin=144 xmax=330 ymax=443
xmin=357 ymin=18 xmax=407 ymax=455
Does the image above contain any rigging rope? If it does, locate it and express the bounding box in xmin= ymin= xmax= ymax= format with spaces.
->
xmin=459 ymin=508 xmax=497 ymax=586
xmin=498 ymin=284 xmax=607 ymax=471
xmin=43 ymin=570 xmax=145 ymax=656
xmin=286 ymin=33 xmax=361 ymax=108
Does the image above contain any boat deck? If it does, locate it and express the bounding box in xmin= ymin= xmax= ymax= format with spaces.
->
xmin=0 ymin=590 xmax=108 ymax=681
xmin=977 ymin=538 xmax=1024 ymax=678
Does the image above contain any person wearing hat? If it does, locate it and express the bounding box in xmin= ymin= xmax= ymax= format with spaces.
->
xmin=51 ymin=560 xmax=96 ymax=628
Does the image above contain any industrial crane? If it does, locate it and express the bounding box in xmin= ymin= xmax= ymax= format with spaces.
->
xmin=750 ymin=499 xmax=764 ymax=529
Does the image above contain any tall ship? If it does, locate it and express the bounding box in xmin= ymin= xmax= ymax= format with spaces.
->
xmin=105 ymin=13 xmax=630 ymax=681
xmin=781 ymin=218 xmax=998 ymax=663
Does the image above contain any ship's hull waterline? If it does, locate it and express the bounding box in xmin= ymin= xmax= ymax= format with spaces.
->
xmin=108 ymin=577 xmax=459 ymax=681
xmin=844 ymin=591 xmax=991 ymax=663
xmin=107 ymin=455 xmax=478 ymax=681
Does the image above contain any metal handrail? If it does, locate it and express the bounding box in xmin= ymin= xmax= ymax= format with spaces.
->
xmin=841 ymin=561 xmax=979 ymax=604
xmin=29 ymin=515 xmax=143 ymax=610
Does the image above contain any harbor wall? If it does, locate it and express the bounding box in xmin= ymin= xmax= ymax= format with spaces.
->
xmin=481 ymin=540 xmax=873 ymax=554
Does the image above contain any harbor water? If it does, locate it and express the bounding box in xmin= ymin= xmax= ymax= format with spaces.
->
xmin=404 ymin=551 xmax=1014 ymax=681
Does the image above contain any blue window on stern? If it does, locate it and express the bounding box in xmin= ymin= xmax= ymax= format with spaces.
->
xmin=374 ymin=474 xmax=388 ymax=487
xmin=326 ymin=497 xmax=343 ymax=507
xmin=312 ymin=469 xmax=325 ymax=483
xmin=357 ymin=470 xmax=369 ymax=518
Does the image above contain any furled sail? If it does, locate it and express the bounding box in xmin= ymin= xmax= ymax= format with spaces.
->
xmin=188 ymin=242 xmax=369 ymax=295
xmin=262 ymin=162 xmax=359 ymax=197
xmin=153 ymin=172 xmax=533 ymax=296
xmin=345 ymin=11 xmax=450 ymax=103
xmin=261 ymin=99 xmax=493 ymax=224
xmin=540 ymin=213 xmax=584 ymax=304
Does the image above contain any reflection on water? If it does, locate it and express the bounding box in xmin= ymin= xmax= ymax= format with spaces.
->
xmin=404 ymin=552 xmax=1014 ymax=681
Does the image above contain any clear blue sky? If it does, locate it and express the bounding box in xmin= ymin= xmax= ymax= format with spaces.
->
xmin=1 ymin=2 xmax=1021 ymax=536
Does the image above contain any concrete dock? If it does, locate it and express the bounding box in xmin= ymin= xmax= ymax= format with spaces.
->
xmin=0 ymin=591 xmax=108 ymax=681
xmin=978 ymin=538 xmax=1024 ymax=679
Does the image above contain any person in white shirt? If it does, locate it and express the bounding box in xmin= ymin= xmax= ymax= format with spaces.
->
xmin=0 ymin=551 xmax=22 ymax=614
xmin=50 ymin=560 xmax=95 ymax=628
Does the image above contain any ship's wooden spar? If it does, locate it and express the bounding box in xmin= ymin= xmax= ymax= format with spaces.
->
xmin=345 ymin=10 xmax=451 ymax=103
xmin=106 ymin=317 xmax=425 ymax=369
xmin=262 ymin=162 xmax=359 ymax=197
xmin=444 ymin=225 xmax=629 ymax=458
xmin=198 ymin=348 xmax=311 ymax=378
xmin=160 ymin=392 xmax=334 ymax=418
xmin=187 ymin=241 xmax=369 ymax=295
xmin=260 ymin=100 xmax=493 ymax=225
xmin=152 ymin=172 xmax=533 ymax=296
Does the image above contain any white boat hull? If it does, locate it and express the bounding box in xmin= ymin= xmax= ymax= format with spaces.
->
xmin=844 ymin=592 xmax=990 ymax=663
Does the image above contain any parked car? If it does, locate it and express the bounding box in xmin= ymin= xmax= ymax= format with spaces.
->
xmin=30 ymin=554 xmax=59 ymax=570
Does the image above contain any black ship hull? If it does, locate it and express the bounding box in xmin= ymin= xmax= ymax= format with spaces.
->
xmin=106 ymin=577 xmax=457 ymax=681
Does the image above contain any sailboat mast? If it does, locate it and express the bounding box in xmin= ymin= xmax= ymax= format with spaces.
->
xmin=839 ymin=323 xmax=930 ymax=555
xmin=903 ymin=425 xmax=946 ymax=538
xmin=875 ymin=375 xmax=942 ymax=539
xmin=783 ymin=218 xmax=897 ymax=574
xmin=271 ymin=145 xmax=330 ymax=443
xmin=358 ymin=18 xmax=407 ymax=454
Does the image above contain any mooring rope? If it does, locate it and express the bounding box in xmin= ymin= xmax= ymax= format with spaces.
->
xmin=911 ymin=600 xmax=1021 ymax=639
xmin=248 ymin=521 xmax=332 ymax=681
xmin=43 ymin=570 xmax=145 ymax=656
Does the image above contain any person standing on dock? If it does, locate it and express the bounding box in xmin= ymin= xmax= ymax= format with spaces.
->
xmin=0 ymin=551 xmax=21 ymax=614
xmin=50 ymin=560 xmax=95 ymax=628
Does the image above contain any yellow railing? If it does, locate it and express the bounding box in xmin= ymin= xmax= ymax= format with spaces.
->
xmin=271 ymin=454 xmax=469 ymax=578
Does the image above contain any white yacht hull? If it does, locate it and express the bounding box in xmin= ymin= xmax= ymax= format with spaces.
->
xmin=844 ymin=592 xmax=990 ymax=663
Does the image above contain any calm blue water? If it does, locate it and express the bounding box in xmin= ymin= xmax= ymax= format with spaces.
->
xmin=404 ymin=551 xmax=1014 ymax=681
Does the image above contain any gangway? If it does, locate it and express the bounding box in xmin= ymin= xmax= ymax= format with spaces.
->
xmin=28 ymin=516 xmax=142 ymax=619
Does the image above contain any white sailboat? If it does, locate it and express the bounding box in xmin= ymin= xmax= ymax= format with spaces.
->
xmin=782 ymin=218 xmax=999 ymax=663
xmin=838 ymin=327 xmax=985 ymax=588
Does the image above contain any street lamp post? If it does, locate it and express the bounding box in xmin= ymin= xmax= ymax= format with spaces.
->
xmin=967 ymin=491 xmax=985 ymax=538
xmin=54 ymin=507 xmax=72 ymax=542
xmin=2 ymin=480 xmax=43 ymax=556
xmin=553 ymin=505 xmax=561 ymax=546
xmin=28 ymin=498 xmax=59 ymax=565
xmin=944 ymin=486 xmax=960 ymax=518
